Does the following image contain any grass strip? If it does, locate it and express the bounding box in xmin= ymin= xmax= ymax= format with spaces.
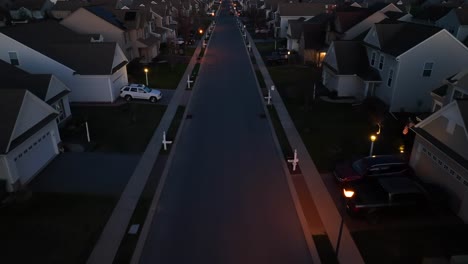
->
xmin=113 ymin=106 xmax=186 ymax=264
xmin=255 ymin=69 xmax=266 ymax=89
xmin=313 ymin=235 xmax=339 ymax=264
xmin=267 ymin=106 xmax=293 ymax=158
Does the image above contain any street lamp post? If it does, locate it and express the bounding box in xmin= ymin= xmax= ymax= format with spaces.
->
xmin=144 ymin=68 xmax=149 ymax=86
xmin=369 ymin=134 xmax=377 ymax=156
xmin=336 ymin=189 xmax=355 ymax=257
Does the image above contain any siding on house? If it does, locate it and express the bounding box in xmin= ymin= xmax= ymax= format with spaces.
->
xmin=392 ymin=31 xmax=468 ymax=112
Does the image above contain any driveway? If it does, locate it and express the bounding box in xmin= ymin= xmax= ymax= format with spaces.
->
xmin=29 ymin=152 xmax=139 ymax=196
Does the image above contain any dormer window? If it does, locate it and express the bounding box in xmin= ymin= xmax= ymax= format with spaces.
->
xmin=423 ymin=62 xmax=433 ymax=77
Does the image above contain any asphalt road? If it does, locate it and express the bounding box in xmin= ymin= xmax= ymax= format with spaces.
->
xmin=138 ymin=2 xmax=313 ymax=263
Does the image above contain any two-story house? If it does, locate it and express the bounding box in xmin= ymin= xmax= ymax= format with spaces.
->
xmin=323 ymin=20 xmax=468 ymax=112
xmin=0 ymin=20 xmax=129 ymax=103
xmin=275 ymin=2 xmax=326 ymax=38
xmin=61 ymin=6 xmax=159 ymax=63
xmin=410 ymin=99 xmax=468 ymax=222
xmin=436 ymin=7 xmax=468 ymax=43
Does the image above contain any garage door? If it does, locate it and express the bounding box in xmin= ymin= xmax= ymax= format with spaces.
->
xmin=14 ymin=131 xmax=57 ymax=184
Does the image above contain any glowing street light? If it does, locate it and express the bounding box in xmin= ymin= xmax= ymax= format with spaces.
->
xmin=369 ymin=134 xmax=377 ymax=156
xmin=343 ymin=189 xmax=354 ymax=198
xmin=144 ymin=68 xmax=149 ymax=86
xmin=198 ymin=29 xmax=203 ymax=35
xmin=336 ymin=188 xmax=355 ymax=257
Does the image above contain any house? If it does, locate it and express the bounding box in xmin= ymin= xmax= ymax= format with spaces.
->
xmin=339 ymin=3 xmax=403 ymax=40
xmin=9 ymin=0 xmax=54 ymax=20
xmin=323 ymin=20 xmax=468 ymax=112
xmin=409 ymin=99 xmax=468 ymax=223
xmin=130 ymin=0 xmax=177 ymax=43
xmin=411 ymin=5 xmax=453 ymax=26
xmin=275 ymin=3 xmax=326 ymax=38
xmin=0 ymin=20 xmax=129 ymax=103
xmin=286 ymin=17 xmax=305 ymax=51
xmin=50 ymin=0 xmax=89 ymax=20
xmin=322 ymin=40 xmax=381 ymax=96
xmin=0 ymin=89 xmax=60 ymax=192
xmin=431 ymin=69 xmax=468 ymax=111
xmin=60 ymin=6 xmax=159 ymax=63
xmin=0 ymin=60 xmax=72 ymax=126
xmin=436 ymin=7 xmax=468 ymax=43
xmin=299 ymin=23 xmax=328 ymax=65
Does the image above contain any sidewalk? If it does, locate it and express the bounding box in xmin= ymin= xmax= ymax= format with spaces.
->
xmin=246 ymin=27 xmax=365 ymax=263
xmin=86 ymin=38 xmax=203 ymax=264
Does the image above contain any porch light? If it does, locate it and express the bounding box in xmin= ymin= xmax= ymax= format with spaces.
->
xmin=343 ymin=189 xmax=354 ymax=198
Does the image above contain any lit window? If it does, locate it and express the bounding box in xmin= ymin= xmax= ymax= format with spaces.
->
xmin=423 ymin=62 xmax=433 ymax=77
xmin=378 ymin=55 xmax=384 ymax=70
xmin=8 ymin=52 xmax=19 ymax=66
xmin=387 ymin=69 xmax=394 ymax=87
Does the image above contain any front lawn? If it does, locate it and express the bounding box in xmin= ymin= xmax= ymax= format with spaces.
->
xmin=268 ymin=65 xmax=409 ymax=172
xmin=67 ymin=104 xmax=166 ymax=153
xmin=0 ymin=192 xmax=116 ymax=264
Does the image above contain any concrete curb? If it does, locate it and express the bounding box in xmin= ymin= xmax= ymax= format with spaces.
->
xmin=129 ymin=19 xmax=218 ymax=264
xmin=238 ymin=20 xmax=321 ymax=264
xmin=248 ymin=30 xmax=365 ymax=264
xmin=86 ymin=31 xmax=205 ymax=264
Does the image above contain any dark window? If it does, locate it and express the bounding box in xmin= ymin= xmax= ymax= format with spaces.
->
xmin=370 ymin=52 xmax=376 ymax=66
xmin=130 ymin=88 xmax=138 ymax=92
xmin=423 ymin=62 xmax=433 ymax=77
xmin=378 ymin=55 xmax=384 ymax=70
xmin=8 ymin=52 xmax=19 ymax=66
xmin=387 ymin=69 xmax=394 ymax=87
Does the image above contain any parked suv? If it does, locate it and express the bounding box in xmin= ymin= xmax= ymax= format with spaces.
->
xmin=334 ymin=155 xmax=411 ymax=183
xmin=120 ymin=84 xmax=162 ymax=103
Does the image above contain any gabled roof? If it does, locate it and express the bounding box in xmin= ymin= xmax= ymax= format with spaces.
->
xmin=326 ymin=41 xmax=381 ymax=81
xmin=0 ymin=21 xmax=121 ymax=75
xmin=0 ymin=60 xmax=70 ymax=103
xmin=335 ymin=8 xmax=374 ymax=32
xmin=278 ymin=3 xmax=326 ymax=17
xmin=412 ymin=5 xmax=453 ymax=22
xmin=455 ymin=7 xmax=468 ymax=25
xmin=368 ymin=20 xmax=443 ymax=56
xmin=305 ymin=12 xmax=333 ymax=24
xmin=0 ymin=89 xmax=26 ymax=154
xmin=302 ymin=23 xmax=326 ymax=49
xmin=51 ymin=0 xmax=88 ymax=12
xmin=385 ymin=10 xmax=407 ymax=20
xmin=10 ymin=0 xmax=49 ymax=10
xmin=413 ymin=100 xmax=468 ymax=170
xmin=288 ymin=18 xmax=305 ymax=39
xmin=85 ymin=6 xmax=127 ymax=29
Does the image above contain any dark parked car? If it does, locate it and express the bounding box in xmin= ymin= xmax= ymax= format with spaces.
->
xmin=266 ymin=51 xmax=288 ymax=65
xmin=342 ymin=177 xmax=429 ymax=216
xmin=334 ymin=155 xmax=411 ymax=183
